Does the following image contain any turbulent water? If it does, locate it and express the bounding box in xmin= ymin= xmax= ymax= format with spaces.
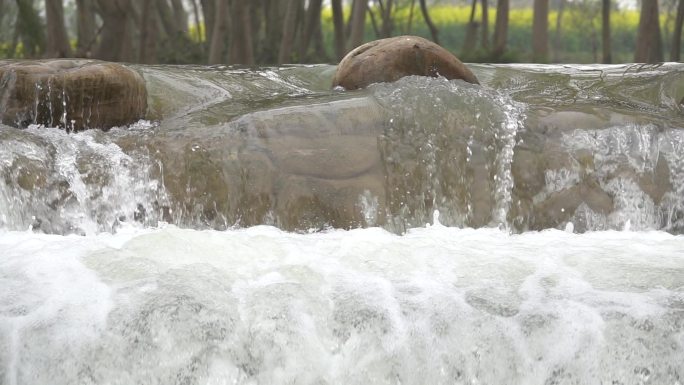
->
xmin=1 ymin=225 xmax=683 ymax=385
xmin=1 ymin=63 xmax=683 ymax=234
xmin=1 ymin=63 xmax=683 ymax=384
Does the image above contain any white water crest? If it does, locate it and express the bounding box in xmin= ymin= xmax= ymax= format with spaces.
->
xmin=0 ymin=123 xmax=168 ymax=234
xmin=1 ymin=224 xmax=683 ymax=385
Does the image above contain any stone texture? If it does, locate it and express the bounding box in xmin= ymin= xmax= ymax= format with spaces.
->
xmin=0 ymin=59 xmax=147 ymax=131
xmin=332 ymin=36 xmax=479 ymax=90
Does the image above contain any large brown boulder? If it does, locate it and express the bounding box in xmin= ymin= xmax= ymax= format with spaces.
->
xmin=332 ymin=36 xmax=479 ymax=90
xmin=0 ymin=59 xmax=147 ymax=131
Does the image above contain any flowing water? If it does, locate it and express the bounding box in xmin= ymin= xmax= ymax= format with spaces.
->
xmin=0 ymin=63 xmax=683 ymax=384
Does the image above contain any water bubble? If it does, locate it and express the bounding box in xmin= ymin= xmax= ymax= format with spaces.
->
xmin=432 ymin=210 xmax=443 ymax=227
xmin=564 ymin=222 xmax=574 ymax=233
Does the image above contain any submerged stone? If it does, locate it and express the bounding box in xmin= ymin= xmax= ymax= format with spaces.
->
xmin=332 ymin=36 xmax=479 ymax=90
xmin=0 ymin=59 xmax=147 ymax=131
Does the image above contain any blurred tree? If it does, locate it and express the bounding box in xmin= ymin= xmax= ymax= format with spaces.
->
xmin=349 ymin=0 xmax=368 ymax=49
xmin=332 ymin=0 xmax=346 ymax=59
xmin=230 ymin=0 xmax=255 ymax=64
xmin=672 ymin=0 xmax=683 ymax=60
xmin=493 ymin=0 xmax=510 ymax=58
xmin=568 ymin=0 xmax=600 ymax=62
xmin=189 ymin=0 xmax=202 ymax=49
xmin=0 ymin=0 xmax=5 ymax=36
xmin=420 ymin=0 xmax=440 ymax=44
xmin=405 ymin=0 xmax=417 ymax=34
xmin=208 ymin=0 xmax=227 ymax=64
xmin=278 ymin=0 xmax=301 ymax=63
xmin=75 ymin=0 xmax=96 ymax=57
xmin=1 ymin=0 xmax=677 ymax=65
xmin=300 ymin=0 xmax=323 ymax=60
xmin=602 ymin=0 xmax=611 ymax=63
xmin=463 ymin=0 xmax=478 ymax=53
xmin=138 ymin=0 xmax=158 ymax=63
xmin=481 ymin=0 xmax=489 ymax=49
xmin=158 ymin=0 xmax=182 ymax=40
xmin=533 ymin=0 xmax=549 ymax=62
xmin=16 ymin=0 xmax=45 ymax=58
xmin=95 ymin=0 xmax=134 ymax=62
xmin=260 ymin=0 xmax=284 ymax=63
xmin=170 ymin=0 xmax=187 ymax=32
xmin=200 ymin=0 xmax=215 ymax=55
xmin=635 ymin=0 xmax=663 ymax=62
xmin=552 ymin=0 xmax=565 ymax=62
xmin=45 ymin=0 xmax=71 ymax=57
xmin=380 ymin=0 xmax=395 ymax=37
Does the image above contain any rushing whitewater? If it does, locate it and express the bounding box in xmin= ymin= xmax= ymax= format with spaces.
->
xmin=1 ymin=225 xmax=683 ymax=385
xmin=0 ymin=63 xmax=683 ymax=384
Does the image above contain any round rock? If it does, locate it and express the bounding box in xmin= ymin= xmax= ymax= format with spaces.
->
xmin=0 ymin=59 xmax=147 ymax=131
xmin=332 ymin=36 xmax=479 ymax=90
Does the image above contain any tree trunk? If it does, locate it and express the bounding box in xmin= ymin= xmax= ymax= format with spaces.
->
xmin=312 ymin=13 xmax=328 ymax=61
xmin=278 ymin=0 xmax=299 ymax=64
xmin=262 ymin=0 xmax=285 ymax=63
xmin=0 ymin=0 xmax=5 ymax=38
xmin=243 ymin=1 xmax=255 ymax=64
xmin=200 ymin=0 xmax=215 ymax=54
xmin=369 ymin=5 xmax=381 ymax=38
xmin=671 ymin=0 xmax=684 ymax=61
xmin=463 ymin=0 xmax=478 ymax=54
xmin=75 ymin=0 xmax=96 ymax=57
xmin=45 ymin=0 xmax=72 ymax=58
xmin=170 ymin=0 xmax=188 ymax=32
xmin=635 ymin=0 xmax=663 ymax=63
xmin=190 ymin=0 xmax=202 ymax=40
xmin=9 ymin=20 xmax=20 ymax=58
xmin=349 ymin=0 xmax=368 ymax=50
xmin=419 ymin=0 xmax=439 ymax=44
xmin=481 ymin=0 xmax=489 ymax=49
xmin=230 ymin=0 xmax=254 ymax=64
xmin=532 ymin=0 xmax=549 ymax=62
xmin=492 ymin=0 xmax=509 ymax=58
xmin=299 ymin=0 xmax=322 ymax=60
xmin=157 ymin=0 xmax=183 ymax=39
xmin=95 ymin=0 xmax=134 ymax=61
xmin=602 ymin=0 xmax=611 ymax=63
xmin=331 ymin=0 xmax=346 ymax=60
xmin=406 ymin=0 xmax=416 ymax=34
xmin=16 ymin=0 xmax=45 ymax=58
xmin=380 ymin=0 xmax=394 ymax=37
xmin=208 ymin=0 xmax=227 ymax=64
xmin=190 ymin=0 xmax=204 ymax=59
xmin=139 ymin=0 xmax=158 ymax=63
xmin=552 ymin=0 xmax=564 ymax=62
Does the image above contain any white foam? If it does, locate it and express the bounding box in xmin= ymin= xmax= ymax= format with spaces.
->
xmin=1 ymin=226 xmax=682 ymax=384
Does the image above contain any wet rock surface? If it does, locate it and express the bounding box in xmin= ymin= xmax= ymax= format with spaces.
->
xmin=0 ymin=59 xmax=147 ymax=131
xmin=2 ymin=63 xmax=683 ymax=234
xmin=332 ymin=36 xmax=480 ymax=90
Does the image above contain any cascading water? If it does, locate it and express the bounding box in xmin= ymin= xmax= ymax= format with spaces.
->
xmin=0 ymin=121 xmax=168 ymax=234
xmin=1 ymin=63 xmax=683 ymax=385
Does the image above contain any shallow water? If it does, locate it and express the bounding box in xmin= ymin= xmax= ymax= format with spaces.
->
xmin=1 ymin=63 xmax=684 ymax=384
